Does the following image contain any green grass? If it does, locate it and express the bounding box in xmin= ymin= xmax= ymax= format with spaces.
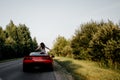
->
xmin=54 ymin=57 xmax=120 ymax=80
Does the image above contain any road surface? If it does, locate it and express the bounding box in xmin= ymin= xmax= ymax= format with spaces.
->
xmin=0 ymin=59 xmax=56 ymax=80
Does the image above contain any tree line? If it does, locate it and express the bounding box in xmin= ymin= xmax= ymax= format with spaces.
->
xmin=0 ymin=20 xmax=38 ymax=60
xmin=51 ymin=20 xmax=120 ymax=69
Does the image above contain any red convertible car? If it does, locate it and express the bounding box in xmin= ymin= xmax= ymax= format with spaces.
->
xmin=23 ymin=52 xmax=54 ymax=72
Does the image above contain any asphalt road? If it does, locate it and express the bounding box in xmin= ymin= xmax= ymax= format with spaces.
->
xmin=0 ymin=59 xmax=56 ymax=80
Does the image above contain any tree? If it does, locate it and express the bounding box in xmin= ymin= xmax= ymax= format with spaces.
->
xmin=51 ymin=35 xmax=69 ymax=56
xmin=71 ymin=21 xmax=99 ymax=59
xmin=0 ymin=20 xmax=38 ymax=60
xmin=32 ymin=37 xmax=38 ymax=51
xmin=6 ymin=20 xmax=18 ymax=40
xmin=5 ymin=20 xmax=19 ymax=57
xmin=61 ymin=45 xmax=73 ymax=58
xmin=0 ymin=27 xmax=6 ymax=59
xmin=89 ymin=21 xmax=120 ymax=68
xmin=17 ymin=24 xmax=33 ymax=56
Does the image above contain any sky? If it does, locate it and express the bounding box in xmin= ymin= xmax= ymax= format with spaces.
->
xmin=0 ymin=0 xmax=120 ymax=48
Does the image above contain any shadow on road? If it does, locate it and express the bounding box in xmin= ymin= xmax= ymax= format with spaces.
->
xmin=23 ymin=67 xmax=53 ymax=73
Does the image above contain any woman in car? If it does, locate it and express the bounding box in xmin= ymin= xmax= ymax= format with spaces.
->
xmin=35 ymin=42 xmax=50 ymax=54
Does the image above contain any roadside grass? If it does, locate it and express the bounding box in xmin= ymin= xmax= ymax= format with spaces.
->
xmin=54 ymin=57 xmax=120 ymax=80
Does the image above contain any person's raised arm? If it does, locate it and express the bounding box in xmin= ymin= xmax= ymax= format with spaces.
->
xmin=45 ymin=46 xmax=51 ymax=50
xmin=35 ymin=46 xmax=40 ymax=51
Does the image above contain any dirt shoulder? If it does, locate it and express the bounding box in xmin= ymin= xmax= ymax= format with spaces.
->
xmin=53 ymin=61 xmax=74 ymax=80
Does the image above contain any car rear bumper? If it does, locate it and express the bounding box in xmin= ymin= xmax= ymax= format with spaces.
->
xmin=23 ymin=61 xmax=53 ymax=68
xmin=24 ymin=62 xmax=52 ymax=66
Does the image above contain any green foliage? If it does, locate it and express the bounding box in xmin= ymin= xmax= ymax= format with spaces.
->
xmin=89 ymin=21 xmax=120 ymax=69
xmin=0 ymin=20 xmax=38 ymax=60
xmin=17 ymin=24 xmax=34 ymax=55
xmin=51 ymin=35 xmax=73 ymax=57
xmin=0 ymin=27 xmax=6 ymax=59
xmin=52 ymin=20 xmax=120 ymax=69
xmin=71 ymin=21 xmax=99 ymax=59
xmin=32 ymin=37 xmax=38 ymax=50
xmin=72 ymin=20 xmax=120 ymax=69
xmin=61 ymin=45 xmax=73 ymax=58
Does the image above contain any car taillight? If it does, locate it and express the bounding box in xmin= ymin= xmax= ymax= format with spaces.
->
xmin=24 ymin=57 xmax=32 ymax=60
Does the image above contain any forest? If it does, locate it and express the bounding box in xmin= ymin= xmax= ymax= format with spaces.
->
xmin=51 ymin=20 xmax=120 ymax=69
xmin=0 ymin=20 xmax=38 ymax=60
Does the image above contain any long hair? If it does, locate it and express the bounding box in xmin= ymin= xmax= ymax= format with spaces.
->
xmin=40 ymin=42 xmax=45 ymax=49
